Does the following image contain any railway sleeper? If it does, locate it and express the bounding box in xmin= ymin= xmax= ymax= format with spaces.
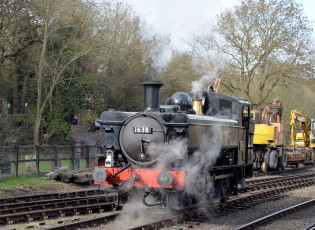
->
xmin=234 ymin=206 xmax=249 ymax=210
xmin=213 ymin=194 xmax=287 ymax=216
xmin=236 ymin=204 xmax=253 ymax=208
xmin=224 ymin=207 xmax=238 ymax=212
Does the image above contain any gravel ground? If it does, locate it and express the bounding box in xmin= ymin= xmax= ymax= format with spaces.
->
xmin=164 ymin=185 xmax=315 ymax=230
xmin=257 ymin=204 xmax=315 ymax=230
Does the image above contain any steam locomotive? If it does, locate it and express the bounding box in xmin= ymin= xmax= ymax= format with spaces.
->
xmin=93 ymin=81 xmax=253 ymax=209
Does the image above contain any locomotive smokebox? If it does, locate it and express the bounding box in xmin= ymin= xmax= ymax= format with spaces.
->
xmin=142 ymin=81 xmax=163 ymax=112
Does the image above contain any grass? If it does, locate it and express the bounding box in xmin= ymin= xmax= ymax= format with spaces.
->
xmin=0 ymin=158 xmax=93 ymax=192
xmin=0 ymin=174 xmax=48 ymax=190
xmin=8 ymin=159 xmax=91 ymax=176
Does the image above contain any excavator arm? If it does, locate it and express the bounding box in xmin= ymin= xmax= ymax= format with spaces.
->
xmin=261 ymin=98 xmax=282 ymax=124
xmin=290 ymin=110 xmax=310 ymax=147
xmin=206 ymin=74 xmax=222 ymax=93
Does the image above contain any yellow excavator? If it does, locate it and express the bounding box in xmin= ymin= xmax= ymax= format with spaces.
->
xmin=286 ymin=110 xmax=315 ymax=166
xmin=252 ymin=98 xmax=286 ymax=172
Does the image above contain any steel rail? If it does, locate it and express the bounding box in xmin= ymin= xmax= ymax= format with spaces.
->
xmin=234 ymin=199 xmax=315 ymax=230
xmin=45 ymin=212 xmax=120 ymax=230
xmin=305 ymin=224 xmax=315 ymax=230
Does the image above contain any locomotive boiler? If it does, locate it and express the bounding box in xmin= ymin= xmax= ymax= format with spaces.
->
xmin=93 ymin=81 xmax=253 ymax=209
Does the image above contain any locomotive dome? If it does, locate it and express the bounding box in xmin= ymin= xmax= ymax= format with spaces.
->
xmin=166 ymin=92 xmax=193 ymax=111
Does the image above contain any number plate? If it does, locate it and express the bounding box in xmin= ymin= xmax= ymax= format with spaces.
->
xmin=133 ymin=127 xmax=152 ymax=134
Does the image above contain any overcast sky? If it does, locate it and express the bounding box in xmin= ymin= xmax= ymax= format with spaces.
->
xmin=121 ymin=0 xmax=315 ymax=49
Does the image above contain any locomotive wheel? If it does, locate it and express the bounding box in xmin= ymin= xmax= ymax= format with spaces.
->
xmin=268 ymin=150 xmax=278 ymax=170
xmin=264 ymin=151 xmax=270 ymax=165
xmin=278 ymin=150 xmax=287 ymax=170
xmin=261 ymin=161 xmax=267 ymax=173
xmin=253 ymin=158 xmax=258 ymax=170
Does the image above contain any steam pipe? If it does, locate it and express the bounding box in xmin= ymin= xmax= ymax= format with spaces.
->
xmin=142 ymin=185 xmax=164 ymax=207
xmin=142 ymin=193 xmax=164 ymax=207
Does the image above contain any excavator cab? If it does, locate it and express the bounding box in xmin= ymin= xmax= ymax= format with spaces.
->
xmin=250 ymin=110 xmax=260 ymax=124
xmin=253 ymin=98 xmax=285 ymax=172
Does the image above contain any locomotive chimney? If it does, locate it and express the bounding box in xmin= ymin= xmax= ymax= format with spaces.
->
xmin=142 ymin=81 xmax=163 ymax=112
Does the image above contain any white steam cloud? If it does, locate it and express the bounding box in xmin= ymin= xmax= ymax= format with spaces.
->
xmin=145 ymin=36 xmax=172 ymax=75
xmin=190 ymin=47 xmax=228 ymax=93
xmin=148 ymin=138 xmax=188 ymax=169
xmin=116 ymin=195 xmax=162 ymax=228
xmin=191 ymin=73 xmax=217 ymax=93
xmin=149 ymin=127 xmax=223 ymax=203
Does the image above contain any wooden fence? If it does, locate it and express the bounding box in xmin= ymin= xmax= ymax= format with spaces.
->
xmin=0 ymin=142 xmax=101 ymax=177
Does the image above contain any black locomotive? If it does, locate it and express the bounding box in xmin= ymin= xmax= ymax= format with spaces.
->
xmin=93 ymin=81 xmax=253 ymax=209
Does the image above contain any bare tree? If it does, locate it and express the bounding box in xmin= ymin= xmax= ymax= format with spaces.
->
xmin=161 ymin=51 xmax=200 ymax=96
xmin=31 ymin=0 xmax=102 ymax=144
xmin=191 ymin=0 xmax=315 ymax=106
xmin=96 ymin=2 xmax=161 ymax=111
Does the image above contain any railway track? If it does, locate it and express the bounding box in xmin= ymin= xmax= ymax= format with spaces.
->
xmin=252 ymin=165 xmax=313 ymax=177
xmin=246 ymin=171 xmax=315 ymax=190
xmin=0 ymin=188 xmax=109 ymax=205
xmin=2 ymin=170 xmax=315 ymax=229
xmin=27 ymin=171 xmax=315 ymax=230
xmin=0 ymin=189 xmax=118 ymax=226
xmin=124 ymin=171 xmax=315 ymax=230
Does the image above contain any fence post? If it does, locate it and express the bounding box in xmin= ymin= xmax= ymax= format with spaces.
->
xmin=53 ymin=145 xmax=62 ymax=167
xmin=14 ymin=146 xmax=19 ymax=177
xmin=86 ymin=145 xmax=90 ymax=168
xmin=36 ymin=145 xmax=40 ymax=175
xmin=54 ymin=145 xmax=58 ymax=168
xmin=71 ymin=144 xmax=75 ymax=170
xmin=72 ymin=141 xmax=82 ymax=170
